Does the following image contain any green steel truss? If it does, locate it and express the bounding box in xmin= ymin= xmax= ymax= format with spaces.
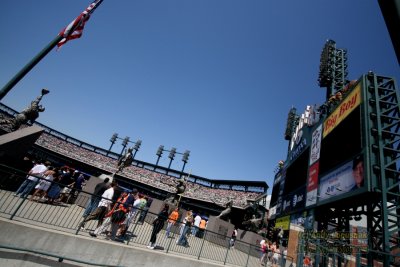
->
xmin=365 ymin=72 xmax=400 ymax=267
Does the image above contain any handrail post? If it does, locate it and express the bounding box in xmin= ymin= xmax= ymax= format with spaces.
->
xmin=10 ymin=195 xmax=26 ymax=220
xmin=9 ymin=175 xmax=41 ymax=221
xmin=197 ymin=229 xmax=207 ymax=260
xmin=223 ymin=237 xmax=230 ymax=265
xmin=245 ymin=243 xmax=251 ymax=267
xmin=166 ymin=227 xmax=175 ymax=253
xmin=126 ymin=212 xmax=140 ymax=245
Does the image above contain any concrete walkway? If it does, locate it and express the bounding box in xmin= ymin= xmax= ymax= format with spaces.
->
xmin=0 ymin=190 xmax=264 ymax=267
xmin=0 ymin=217 xmax=228 ymax=267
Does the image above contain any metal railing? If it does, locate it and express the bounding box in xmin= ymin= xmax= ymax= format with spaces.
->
xmin=0 ymin=164 xmax=293 ymax=267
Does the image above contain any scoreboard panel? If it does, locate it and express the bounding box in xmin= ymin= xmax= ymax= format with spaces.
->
xmin=270 ymin=77 xmax=370 ymax=218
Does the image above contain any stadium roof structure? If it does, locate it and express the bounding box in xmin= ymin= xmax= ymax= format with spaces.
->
xmin=0 ymin=103 xmax=269 ymax=193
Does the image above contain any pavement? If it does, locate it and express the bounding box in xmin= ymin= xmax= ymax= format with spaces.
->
xmin=0 ymin=190 xmax=267 ymax=267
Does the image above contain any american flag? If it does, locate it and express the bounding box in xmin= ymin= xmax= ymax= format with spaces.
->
xmin=57 ymin=0 xmax=103 ymax=49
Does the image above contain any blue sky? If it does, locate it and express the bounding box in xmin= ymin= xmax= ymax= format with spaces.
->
xmin=1 ymin=1 xmax=399 ymax=188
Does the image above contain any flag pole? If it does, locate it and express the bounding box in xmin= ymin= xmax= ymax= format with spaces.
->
xmin=0 ymin=0 xmax=104 ymax=101
xmin=0 ymin=35 xmax=63 ymax=101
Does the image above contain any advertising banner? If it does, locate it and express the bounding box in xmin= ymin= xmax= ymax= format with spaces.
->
xmin=307 ymin=162 xmax=319 ymax=192
xmin=306 ymin=124 xmax=322 ymax=207
xmin=275 ymin=215 xmax=290 ymax=230
xmin=309 ymin=124 xmax=322 ymax=165
xmin=323 ymin=84 xmax=362 ymax=138
xmin=291 ymin=187 xmax=306 ymax=211
xmin=275 ymin=170 xmax=286 ymax=216
xmin=288 ymin=126 xmax=311 ymax=163
xmin=306 ymin=188 xmax=318 ymax=207
xmin=281 ymin=187 xmax=306 ymax=214
xmin=304 ymin=210 xmax=314 ymax=230
xmin=290 ymin=212 xmax=306 ymax=227
xmin=318 ymin=156 xmax=364 ymax=201
xmin=282 ymin=196 xmax=292 ymax=214
xmin=276 ymin=195 xmax=283 ymax=215
xmin=306 ymin=162 xmax=319 ymax=206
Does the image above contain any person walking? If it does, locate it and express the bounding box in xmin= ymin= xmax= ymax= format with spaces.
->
xmin=272 ymin=243 xmax=280 ymax=267
xmin=138 ymin=197 xmax=152 ymax=224
xmin=166 ymin=207 xmax=179 ymax=238
xmin=57 ymin=167 xmax=74 ymax=203
xmin=192 ymin=213 xmax=202 ymax=237
xmin=303 ymin=255 xmax=311 ymax=267
xmin=117 ymin=189 xmax=138 ymax=239
xmin=91 ymin=190 xmax=130 ymax=240
xmin=230 ymin=227 xmax=238 ymax=248
xmin=199 ymin=217 xmax=207 ymax=238
xmin=147 ymin=203 xmax=169 ymax=249
xmin=82 ymin=177 xmax=110 ymax=218
xmin=69 ymin=172 xmax=85 ymax=203
xmin=260 ymin=239 xmax=267 ymax=265
xmin=136 ymin=195 xmax=148 ymax=224
xmin=176 ymin=210 xmax=193 ymax=247
xmin=79 ymin=181 xmax=117 ymax=230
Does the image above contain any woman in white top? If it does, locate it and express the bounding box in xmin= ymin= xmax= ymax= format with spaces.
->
xmin=30 ymin=167 xmax=58 ymax=202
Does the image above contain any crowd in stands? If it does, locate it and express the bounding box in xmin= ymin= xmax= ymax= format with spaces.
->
xmin=11 ymin=131 xmax=264 ymax=208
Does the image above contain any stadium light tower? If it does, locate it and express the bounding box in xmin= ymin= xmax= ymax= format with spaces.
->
xmin=284 ymin=107 xmax=300 ymax=154
xmin=120 ymin=136 xmax=130 ymax=155
xmin=132 ymin=139 xmax=142 ymax=159
xmin=166 ymin=147 xmax=176 ymax=175
xmin=107 ymin=133 xmax=118 ymax=155
xmin=154 ymin=145 xmax=164 ymax=170
xmin=181 ymin=150 xmax=190 ymax=173
xmin=318 ymin=39 xmax=349 ymax=101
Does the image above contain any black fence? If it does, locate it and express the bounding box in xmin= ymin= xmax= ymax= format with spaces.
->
xmin=0 ymin=164 xmax=292 ymax=267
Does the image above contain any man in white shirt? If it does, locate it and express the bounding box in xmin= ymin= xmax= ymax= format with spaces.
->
xmin=15 ymin=160 xmax=48 ymax=198
xmin=79 ymin=181 xmax=117 ymax=230
xmin=192 ymin=214 xmax=202 ymax=237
